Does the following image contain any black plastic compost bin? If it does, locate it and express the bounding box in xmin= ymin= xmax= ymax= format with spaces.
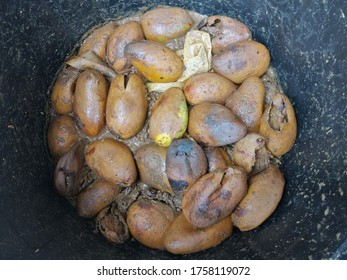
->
xmin=0 ymin=0 xmax=346 ymax=259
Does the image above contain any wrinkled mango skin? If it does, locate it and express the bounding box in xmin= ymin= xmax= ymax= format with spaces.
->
xmin=206 ymin=15 xmax=252 ymax=54
xmin=79 ymin=22 xmax=116 ymax=60
xmin=182 ymin=166 xmax=247 ymax=228
xmin=51 ymin=67 xmax=80 ymax=114
xmin=259 ymin=93 xmax=297 ymax=157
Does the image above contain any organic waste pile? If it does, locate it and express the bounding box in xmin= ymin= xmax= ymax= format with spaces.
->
xmin=47 ymin=6 xmax=297 ymax=254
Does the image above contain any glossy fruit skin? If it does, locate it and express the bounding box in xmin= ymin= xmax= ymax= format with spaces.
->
xmin=188 ymin=103 xmax=247 ymax=147
xmin=106 ymin=21 xmax=144 ymax=73
xmin=85 ymin=138 xmax=137 ymax=186
xmin=106 ymin=74 xmax=147 ymax=139
xmin=183 ymin=72 xmax=237 ymax=106
xmin=125 ymin=41 xmax=184 ymax=83
xmin=47 ymin=115 xmax=78 ymax=159
xmin=182 ymin=166 xmax=247 ymax=228
xmin=231 ymin=164 xmax=285 ymax=231
xmin=73 ymin=69 xmax=107 ymax=137
xmin=140 ymin=7 xmax=193 ymax=43
xmin=79 ymin=22 xmax=116 ymax=60
xmin=51 ymin=67 xmax=80 ymax=114
xmin=212 ymin=40 xmax=270 ymax=84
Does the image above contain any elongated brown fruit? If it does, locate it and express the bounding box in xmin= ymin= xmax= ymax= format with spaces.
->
xmin=164 ymin=214 xmax=232 ymax=254
xmin=76 ymin=179 xmax=122 ymax=218
xmin=188 ymin=103 xmax=247 ymax=147
xmin=149 ymin=87 xmax=188 ymax=147
xmin=204 ymin=15 xmax=252 ymax=54
xmin=125 ymin=41 xmax=183 ymax=82
xmin=85 ymin=138 xmax=137 ymax=186
xmin=225 ymin=76 xmax=265 ymax=132
xmin=79 ymin=22 xmax=116 ymax=60
xmin=166 ymin=139 xmax=207 ymax=194
xmin=107 ymin=21 xmax=144 ymax=73
xmin=127 ymin=199 xmax=176 ymax=249
xmin=140 ymin=7 xmax=193 ymax=43
xmin=106 ymin=74 xmax=147 ymax=139
xmin=259 ymin=93 xmax=297 ymax=157
xmin=231 ymin=164 xmax=285 ymax=231
xmin=47 ymin=115 xmax=78 ymax=159
xmin=212 ymin=40 xmax=270 ymax=84
xmin=73 ymin=69 xmax=107 ymax=137
xmin=134 ymin=143 xmax=173 ymax=194
xmin=51 ymin=67 xmax=79 ymax=114
xmin=54 ymin=139 xmax=89 ymax=198
xmin=183 ymin=72 xmax=237 ymax=106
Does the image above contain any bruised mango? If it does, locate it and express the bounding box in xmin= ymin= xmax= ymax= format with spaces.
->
xmin=212 ymin=40 xmax=270 ymax=84
xmin=182 ymin=166 xmax=247 ymax=228
xmin=188 ymin=103 xmax=247 ymax=147
xmin=205 ymin=147 xmax=233 ymax=172
xmin=166 ymin=139 xmax=207 ymax=194
xmin=76 ymin=179 xmax=121 ymax=218
xmin=232 ymin=133 xmax=270 ymax=174
xmin=149 ymin=87 xmax=188 ymax=147
xmin=204 ymin=15 xmax=252 ymax=54
xmin=47 ymin=115 xmax=78 ymax=159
